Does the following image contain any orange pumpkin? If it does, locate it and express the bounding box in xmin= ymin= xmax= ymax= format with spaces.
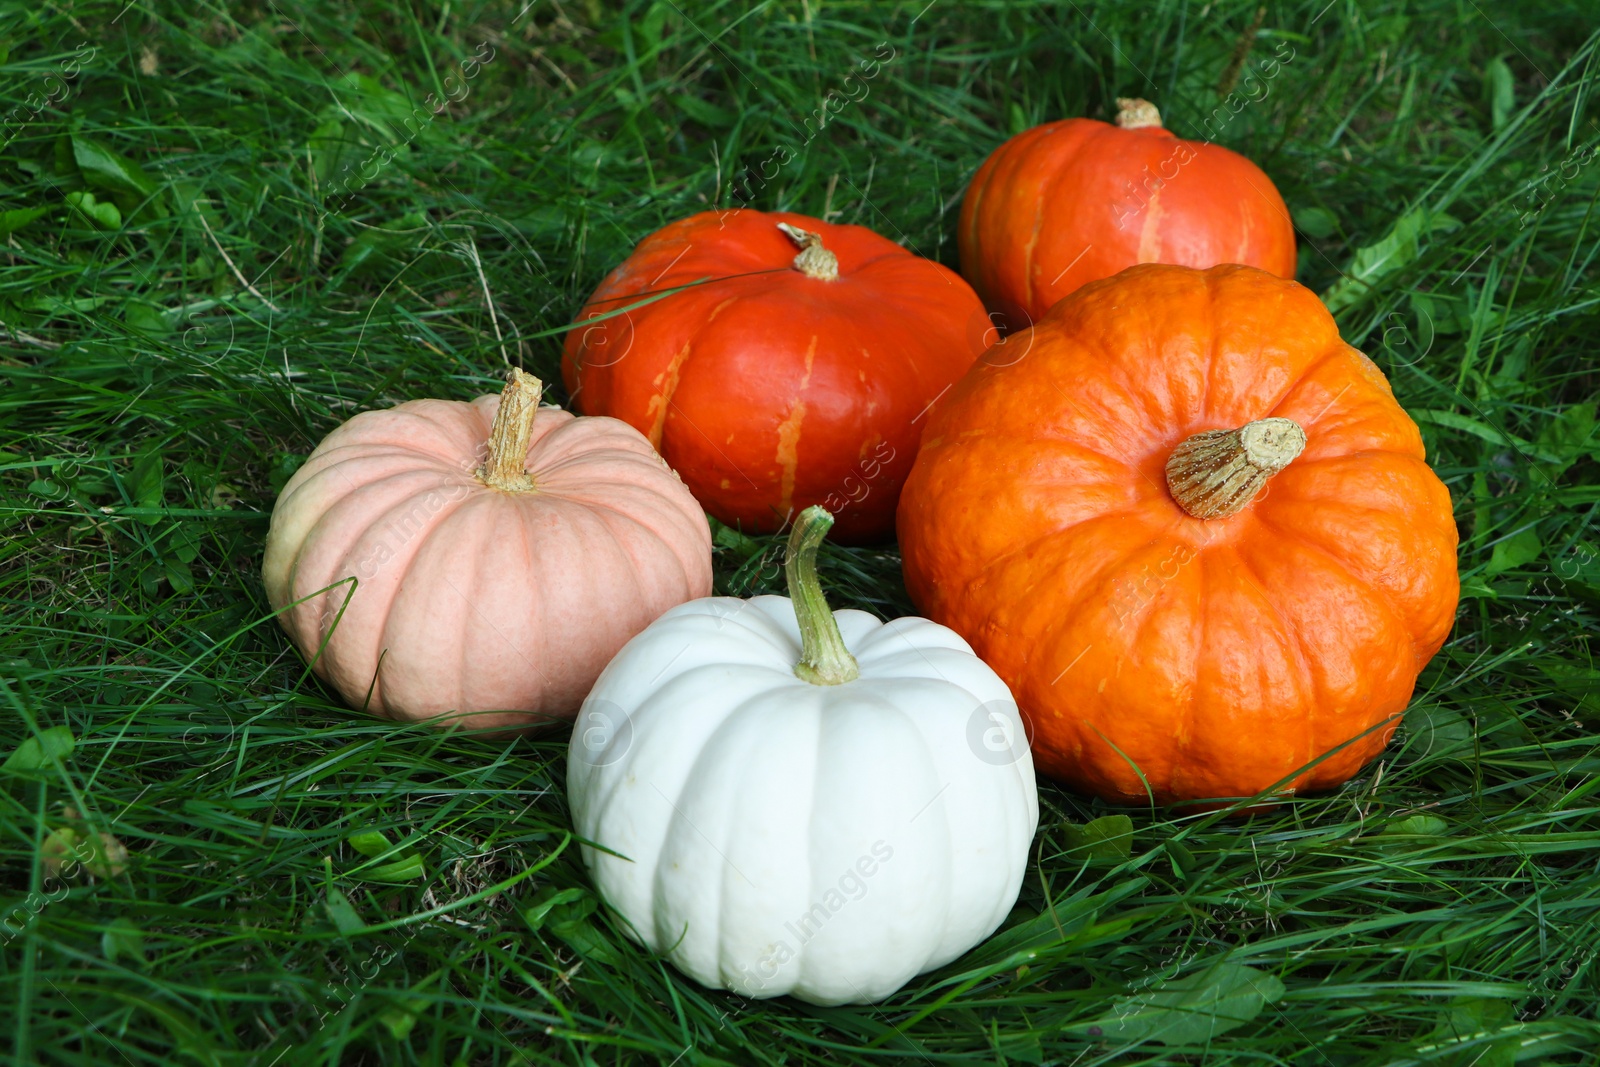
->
xmin=959 ymin=98 xmax=1297 ymax=327
xmin=897 ymin=264 xmax=1459 ymax=804
xmin=561 ymin=209 xmax=988 ymax=544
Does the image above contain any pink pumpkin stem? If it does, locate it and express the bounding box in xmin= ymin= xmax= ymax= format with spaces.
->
xmin=480 ymin=369 xmax=542 ymax=492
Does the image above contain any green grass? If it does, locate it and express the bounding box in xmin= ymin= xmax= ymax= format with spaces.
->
xmin=2 ymin=0 xmax=1598 ymax=1062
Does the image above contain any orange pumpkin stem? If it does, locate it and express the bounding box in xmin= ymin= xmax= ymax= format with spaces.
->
xmin=786 ymin=505 xmax=860 ymax=685
xmin=777 ymin=222 xmax=841 ymax=281
xmin=1165 ymin=417 xmax=1306 ymax=519
xmin=1114 ymin=97 xmax=1163 ymax=129
xmin=479 ymin=368 xmax=542 ymax=492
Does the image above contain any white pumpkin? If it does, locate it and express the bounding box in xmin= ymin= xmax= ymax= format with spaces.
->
xmin=567 ymin=506 xmax=1039 ymax=1006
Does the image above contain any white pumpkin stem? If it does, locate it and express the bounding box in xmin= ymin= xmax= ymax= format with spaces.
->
xmin=777 ymin=222 xmax=840 ymax=281
xmin=1115 ymin=97 xmax=1163 ymax=129
xmin=1165 ymin=417 xmax=1306 ymax=519
xmin=479 ymin=368 xmax=542 ymax=493
xmin=785 ymin=505 xmax=860 ymax=686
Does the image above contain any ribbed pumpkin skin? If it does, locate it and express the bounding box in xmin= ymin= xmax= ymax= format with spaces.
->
xmin=897 ymin=265 xmax=1460 ymax=804
xmin=959 ymin=117 xmax=1297 ymax=325
xmin=262 ymin=396 xmax=712 ymax=729
xmin=562 ymin=209 xmax=988 ymax=544
xmin=568 ymin=596 xmax=1038 ymax=1006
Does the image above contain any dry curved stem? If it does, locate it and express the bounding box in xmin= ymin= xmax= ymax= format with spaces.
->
xmin=777 ymin=222 xmax=840 ymax=281
xmin=1115 ymin=97 xmax=1163 ymax=129
xmin=479 ymin=368 xmax=542 ymax=492
xmin=1165 ymin=417 xmax=1306 ymax=519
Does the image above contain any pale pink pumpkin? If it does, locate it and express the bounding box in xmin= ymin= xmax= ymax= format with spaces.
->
xmin=262 ymin=370 xmax=713 ymax=729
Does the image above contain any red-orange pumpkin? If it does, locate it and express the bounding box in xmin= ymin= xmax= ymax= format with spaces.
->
xmin=561 ymin=209 xmax=988 ymax=544
xmin=897 ymin=264 xmax=1459 ymax=804
xmin=959 ymin=98 xmax=1297 ymax=326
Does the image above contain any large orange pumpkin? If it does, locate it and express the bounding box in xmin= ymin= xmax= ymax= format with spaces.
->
xmin=959 ymin=98 xmax=1297 ymax=327
xmin=897 ymin=264 xmax=1460 ymax=804
xmin=562 ymin=209 xmax=988 ymax=544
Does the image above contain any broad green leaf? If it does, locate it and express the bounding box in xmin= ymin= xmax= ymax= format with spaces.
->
xmin=1555 ymin=542 xmax=1600 ymax=606
xmin=348 ymin=830 xmax=395 ymax=858
xmin=333 ymin=72 xmax=444 ymax=144
xmin=21 ymin=293 xmax=117 ymax=314
xmin=1291 ymin=204 xmax=1338 ymax=240
xmin=1321 ymin=207 xmax=1460 ymax=314
xmin=670 ymin=93 xmax=737 ymax=129
xmin=1408 ymin=705 xmax=1473 ymax=759
xmin=523 ymin=886 xmax=617 ymax=962
xmin=513 ymin=204 xmax=566 ymax=239
xmin=1063 ymin=814 xmax=1134 ymax=864
xmin=1485 ymin=57 xmax=1515 ymax=133
xmin=1070 ymin=961 xmax=1286 ymax=1045
xmin=1008 ymin=101 xmax=1029 ymax=136
xmin=1409 ymin=409 xmax=1556 ymax=461
xmin=995 ymin=1031 xmax=1044 ymax=1064
xmin=270 ymin=452 xmax=306 ymax=495
xmin=53 ymin=134 xmax=82 ymax=183
xmin=1383 ymin=814 xmax=1449 ymax=836
xmin=1534 ymin=401 xmax=1597 ymax=479
xmin=523 ymin=887 xmax=588 ymax=933
xmin=377 ymin=1005 xmax=420 ymax=1041
xmin=1411 ymin=291 xmax=1473 ymax=339
xmin=635 ymin=1 xmax=670 ymax=50
xmin=361 ymin=856 xmax=426 ymax=882
xmin=1538 ymin=662 xmax=1600 ymax=717
xmin=122 ymin=302 xmax=172 ymax=336
xmin=325 ymin=887 xmax=364 ymax=936
xmin=309 ymin=116 xmax=361 ymax=189
xmin=2 ymin=725 xmax=75 ymax=774
xmin=64 ymin=190 xmax=121 ymax=230
xmin=129 ymin=450 xmax=165 ymax=525
xmin=167 ymin=526 xmax=201 ymax=564
xmin=1166 ymin=840 xmax=1198 ymax=880
xmin=72 ymin=136 xmax=158 ymax=198
xmin=163 ymin=559 xmax=195 ymax=595
xmin=1438 ymin=997 xmax=1517 ymax=1067
xmin=0 ymin=206 xmax=50 ymax=238
xmin=1486 ymin=528 xmax=1542 ymax=575
xmin=71 ymin=136 xmax=166 ymax=220
xmin=549 ymin=913 xmax=619 ymax=964
xmin=310 ymin=72 xmax=446 ymax=193
xmin=710 ymin=516 xmax=763 ymax=556
xmin=346 ymin=829 xmax=425 ymax=881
